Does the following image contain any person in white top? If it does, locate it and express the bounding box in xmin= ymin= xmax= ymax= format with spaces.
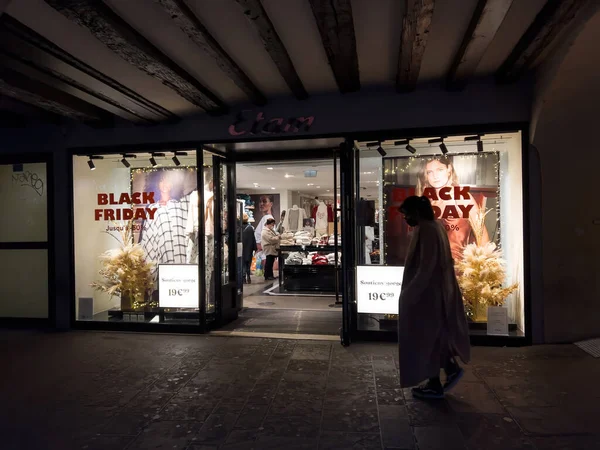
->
xmin=254 ymin=194 xmax=275 ymax=251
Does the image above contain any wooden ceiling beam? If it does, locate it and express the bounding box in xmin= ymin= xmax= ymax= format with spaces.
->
xmin=0 ymin=65 xmax=113 ymax=124
xmin=155 ymin=0 xmax=266 ymax=106
xmin=0 ymin=15 xmax=177 ymax=122
xmin=447 ymin=0 xmax=513 ymax=90
xmin=496 ymin=0 xmax=588 ymax=83
xmin=0 ymin=15 xmax=176 ymax=122
xmin=308 ymin=0 xmax=360 ymax=94
xmin=235 ymin=0 xmax=308 ymax=100
xmin=396 ymin=0 xmax=435 ymax=93
xmin=45 ymin=0 xmax=227 ymax=114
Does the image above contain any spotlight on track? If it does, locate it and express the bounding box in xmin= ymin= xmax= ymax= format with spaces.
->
xmin=149 ymin=152 xmax=165 ymax=167
xmin=121 ymin=153 xmax=137 ymax=168
xmin=429 ymin=137 xmax=447 ymax=154
xmin=464 ymin=134 xmax=484 ymax=152
xmin=477 ymin=140 xmax=484 ymax=152
xmin=172 ymin=151 xmax=188 ymax=166
xmin=396 ymin=139 xmax=417 ymax=154
xmin=87 ymin=155 xmax=103 ymax=170
xmin=377 ymin=144 xmax=387 ymax=157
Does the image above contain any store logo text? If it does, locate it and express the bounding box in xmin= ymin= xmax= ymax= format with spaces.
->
xmin=228 ymin=110 xmax=314 ymax=136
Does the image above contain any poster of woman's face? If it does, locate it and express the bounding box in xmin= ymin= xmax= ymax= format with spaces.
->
xmin=250 ymin=193 xmax=280 ymax=225
xmin=383 ymin=153 xmax=499 ymax=266
xmin=131 ymin=168 xmax=197 ymax=205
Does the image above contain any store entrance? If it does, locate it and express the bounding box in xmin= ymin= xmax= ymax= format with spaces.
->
xmin=205 ymin=139 xmax=349 ymax=339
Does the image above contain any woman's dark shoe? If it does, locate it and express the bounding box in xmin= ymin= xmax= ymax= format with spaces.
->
xmin=443 ymin=367 xmax=464 ymax=392
xmin=412 ymin=380 xmax=444 ymax=400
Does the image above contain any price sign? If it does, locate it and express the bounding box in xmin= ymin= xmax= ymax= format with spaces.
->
xmin=487 ymin=306 xmax=509 ymax=336
xmin=158 ymin=264 xmax=199 ymax=308
xmin=356 ymin=265 xmax=404 ymax=315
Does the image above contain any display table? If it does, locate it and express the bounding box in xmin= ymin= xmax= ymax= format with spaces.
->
xmin=278 ymin=245 xmax=340 ymax=293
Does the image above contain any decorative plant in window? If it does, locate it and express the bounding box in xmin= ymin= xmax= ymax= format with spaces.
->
xmin=91 ymin=219 xmax=156 ymax=310
xmin=456 ymin=207 xmax=518 ymax=321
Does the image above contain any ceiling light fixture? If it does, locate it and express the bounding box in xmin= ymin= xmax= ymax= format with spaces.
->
xmin=307 ymin=183 xmax=314 ymax=186
xmin=267 ymin=167 xmax=274 ymax=170
xmin=172 ymin=151 xmax=187 ymax=166
xmin=406 ymin=144 xmax=417 ymax=154
xmin=316 ymin=186 xmax=321 ymax=188
xmin=270 ymin=187 xmax=275 ymax=190
xmin=87 ymin=155 xmax=103 ymax=170
xmin=377 ymin=144 xmax=387 ymax=157
xmin=120 ymin=153 xmax=137 ymax=168
xmin=149 ymin=152 xmax=165 ymax=167
xmin=477 ymin=140 xmax=484 ymax=152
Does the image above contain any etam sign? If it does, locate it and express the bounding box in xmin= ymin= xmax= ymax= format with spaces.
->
xmin=228 ymin=110 xmax=314 ymax=136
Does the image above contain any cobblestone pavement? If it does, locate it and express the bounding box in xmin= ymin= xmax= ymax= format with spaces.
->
xmin=1 ymin=330 xmax=599 ymax=450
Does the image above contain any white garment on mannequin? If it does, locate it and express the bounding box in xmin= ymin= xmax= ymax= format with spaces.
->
xmin=315 ymin=201 xmax=328 ymax=235
xmin=282 ymin=204 xmax=306 ymax=233
xmin=364 ymin=226 xmax=375 ymax=265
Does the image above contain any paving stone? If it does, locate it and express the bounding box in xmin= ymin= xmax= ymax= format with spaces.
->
xmin=193 ymin=412 xmax=240 ymax=445
xmin=322 ymin=406 xmax=380 ymax=433
xmin=261 ymin=412 xmax=322 ymax=437
xmin=456 ymin=413 xmax=536 ymax=450
xmin=413 ymin=425 xmax=466 ymax=450
xmin=405 ymin=400 xmax=456 ymax=426
xmin=318 ymin=432 xmax=382 ymax=449
xmin=533 ymin=435 xmax=600 ymax=450
xmin=378 ymin=405 xmax=414 ymax=449
xmin=128 ymin=420 xmax=202 ymax=449
xmin=446 ymin=382 xmax=506 ymax=414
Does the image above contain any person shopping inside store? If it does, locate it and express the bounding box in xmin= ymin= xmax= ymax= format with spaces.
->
xmin=398 ymin=196 xmax=471 ymax=400
xmin=261 ymin=218 xmax=280 ymax=281
xmin=242 ymin=214 xmax=256 ymax=284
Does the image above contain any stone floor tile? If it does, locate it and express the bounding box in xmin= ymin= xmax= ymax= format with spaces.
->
xmin=291 ymin=344 xmax=332 ymax=361
xmin=102 ymin=412 xmax=152 ymax=435
xmin=234 ymin=403 xmax=271 ymax=429
xmin=413 ymin=425 xmax=466 ymax=450
xmin=255 ymin=435 xmax=319 ymax=450
xmin=405 ymin=400 xmax=456 ymax=426
xmin=192 ymin=412 xmax=240 ymax=445
xmin=378 ymin=405 xmax=414 ymax=449
xmin=507 ymin=405 xmax=598 ymax=435
xmin=446 ymin=382 xmax=506 ymax=414
xmin=456 ymin=413 xmax=536 ymax=450
xmin=376 ymin=388 xmax=404 ymax=406
xmin=318 ymin=432 xmax=382 ymax=449
xmin=70 ymin=435 xmax=136 ymax=450
xmin=321 ymin=407 xmax=380 ymax=433
xmin=128 ymin=420 xmax=201 ymax=449
xmin=261 ymin=413 xmax=321 ymax=437
xmin=532 ymin=435 xmax=600 ymax=450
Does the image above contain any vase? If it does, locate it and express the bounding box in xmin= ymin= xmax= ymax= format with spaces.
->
xmin=473 ymin=302 xmax=488 ymax=322
xmin=120 ymin=291 xmax=133 ymax=311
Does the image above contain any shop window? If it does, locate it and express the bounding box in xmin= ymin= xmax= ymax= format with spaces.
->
xmin=73 ymin=151 xmax=203 ymax=324
xmin=355 ymin=133 xmax=525 ymax=338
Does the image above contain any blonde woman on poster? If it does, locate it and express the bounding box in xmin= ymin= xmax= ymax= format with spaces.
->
xmin=416 ymin=155 xmax=489 ymax=263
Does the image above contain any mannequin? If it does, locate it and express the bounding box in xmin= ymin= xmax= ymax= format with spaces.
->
xmin=364 ymin=226 xmax=375 ymax=265
xmin=185 ymin=185 xmax=214 ymax=264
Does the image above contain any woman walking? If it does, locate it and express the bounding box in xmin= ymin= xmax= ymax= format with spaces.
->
xmin=398 ymin=196 xmax=471 ymax=399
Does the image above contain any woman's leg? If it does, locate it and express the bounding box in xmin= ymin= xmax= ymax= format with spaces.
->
xmin=264 ymin=255 xmax=274 ymax=279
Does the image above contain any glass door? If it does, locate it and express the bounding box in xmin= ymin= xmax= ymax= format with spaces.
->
xmin=203 ymin=154 xmax=239 ymax=329
xmin=338 ymin=140 xmax=356 ymax=346
xmin=0 ymin=157 xmax=51 ymax=324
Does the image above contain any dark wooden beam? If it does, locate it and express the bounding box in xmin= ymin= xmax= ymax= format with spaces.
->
xmin=0 ymin=47 xmax=153 ymax=124
xmin=0 ymin=65 xmax=113 ymax=124
xmin=154 ymin=0 xmax=266 ymax=106
xmin=308 ymin=0 xmax=360 ymax=93
xmin=235 ymin=0 xmax=308 ymax=100
xmin=447 ymin=0 xmax=513 ymax=90
xmin=0 ymin=15 xmax=177 ymax=122
xmin=0 ymin=94 xmax=62 ymax=124
xmin=496 ymin=0 xmax=588 ymax=83
xmin=45 ymin=0 xmax=227 ymax=114
xmin=396 ymin=0 xmax=435 ymax=93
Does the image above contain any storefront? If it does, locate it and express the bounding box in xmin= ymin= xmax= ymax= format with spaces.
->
xmin=68 ymin=123 xmax=530 ymax=345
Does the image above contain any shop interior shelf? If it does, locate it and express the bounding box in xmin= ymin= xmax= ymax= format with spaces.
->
xmin=279 ymin=245 xmax=339 ymax=252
